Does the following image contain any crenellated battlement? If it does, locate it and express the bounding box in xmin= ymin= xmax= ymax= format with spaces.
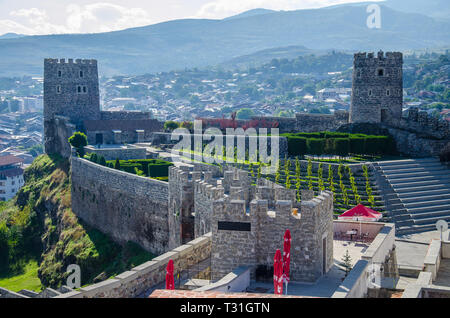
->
xmin=44 ymin=58 xmax=97 ymax=65
xmin=354 ymin=51 xmax=403 ymax=62
xmin=394 ymin=107 xmax=450 ymax=140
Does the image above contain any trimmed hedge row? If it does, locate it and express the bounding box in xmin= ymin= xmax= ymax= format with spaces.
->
xmin=105 ymin=159 xmax=173 ymax=178
xmin=282 ymin=132 xmax=396 ymax=156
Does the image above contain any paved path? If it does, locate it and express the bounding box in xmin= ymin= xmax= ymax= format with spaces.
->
xmin=434 ymin=259 xmax=450 ymax=288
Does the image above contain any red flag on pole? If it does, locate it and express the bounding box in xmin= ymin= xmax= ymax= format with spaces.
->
xmin=273 ymin=249 xmax=283 ymax=295
xmin=165 ymin=259 xmax=175 ymax=290
xmin=282 ymin=229 xmax=291 ymax=285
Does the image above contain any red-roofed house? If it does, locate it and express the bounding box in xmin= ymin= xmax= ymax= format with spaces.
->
xmin=0 ymin=155 xmax=24 ymax=201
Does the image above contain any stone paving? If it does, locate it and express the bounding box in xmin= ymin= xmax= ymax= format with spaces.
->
xmin=245 ymin=239 xmax=369 ymax=297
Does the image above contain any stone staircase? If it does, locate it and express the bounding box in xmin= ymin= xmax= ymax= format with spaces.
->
xmin=374 ymin=158 xmax=450 ymax=235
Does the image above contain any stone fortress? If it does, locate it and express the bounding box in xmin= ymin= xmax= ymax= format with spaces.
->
xmin=350 ymin=51 xmax=403 ymax=124
xmin=35 ymin=51 xmax=448 ymax=296
xmin=44 ymin=58 xmax=162 ymax=158
xmin=168 ymin=166 xmax=333 ymax=282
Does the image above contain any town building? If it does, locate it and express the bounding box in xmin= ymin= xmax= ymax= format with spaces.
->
xmin=0 ymin=155 xmax=24 ymax=201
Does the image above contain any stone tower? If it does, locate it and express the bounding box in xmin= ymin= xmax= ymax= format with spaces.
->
xmin=44 ymin=58 xmax=101 ymax=154
xmin=350 ymin=51 xmax=403 ymax=124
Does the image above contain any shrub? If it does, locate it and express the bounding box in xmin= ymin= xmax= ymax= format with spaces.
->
xmin=440 ymin=143 xmax=450 ymax=162
xmin=164 ymin=121 xmax=179 ymax=132
xmin=334 ymin=138 xmax=349 ymax=157
xmin=68 ymin=132 xmax=87 ymax=157
xmin=307 ymin=138 xmax=325 ymax=156
xmin=89 ymin=153 xmax=98 ymax=163
xmin=114 ymin=158 xmax=120 ymax=170
xmin=287 ymin=137 xmax=307 ymax=156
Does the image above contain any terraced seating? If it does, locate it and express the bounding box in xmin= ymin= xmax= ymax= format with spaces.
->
xmin=375 ymin=158 xmax=450 ymax=235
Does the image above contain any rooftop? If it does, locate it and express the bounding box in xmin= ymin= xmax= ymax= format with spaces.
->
xmin=0 ymin=155 xmax=23 ymax=167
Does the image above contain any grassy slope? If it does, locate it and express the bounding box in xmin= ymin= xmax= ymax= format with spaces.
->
xmin=0 ymin=154 xmax=154 ymax=292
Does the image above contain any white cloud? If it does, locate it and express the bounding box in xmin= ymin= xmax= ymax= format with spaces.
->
xmin=1 ymin=2 xmax=153 ymax=35
xmin=65 ymin=3 xmax=153 ymax=33
xmin=197 ymin=0 xmax=381 ymax=19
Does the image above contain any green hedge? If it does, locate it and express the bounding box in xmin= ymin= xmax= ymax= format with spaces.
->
xmin=106 ymin=159 xmax=173 ymax=178
xmin=282 ymin=131 xmax=396 ymax=157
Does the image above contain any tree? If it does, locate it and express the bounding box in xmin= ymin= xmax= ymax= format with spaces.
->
xmin=99 ymin=156 xmax=107 ymax=166
xmin=180 ymin=121 xmax=193 ymax=131
xmin=164 ymin=121 xmax=179 ymax=132
xmin=114 ymin=158 xmax=121 ymax=170
xmin=68 ymin=132 xmax=88 ymax=157
xmin=236 ymin=108 xmax=254 ymax=120
xmin=341 ymin=249 xmax=353 ymax=277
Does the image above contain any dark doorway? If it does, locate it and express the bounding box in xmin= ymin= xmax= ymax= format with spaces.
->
xmin=95 ymin=133 xmax=103 ymax=145
xmin=381 ymin=109 xmax=388 ymax=122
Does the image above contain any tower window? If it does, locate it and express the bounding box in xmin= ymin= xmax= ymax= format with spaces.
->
xmin=368 ymin=90 xmax=373 ymax=97
xmin=377 ymin=68 xmax=384 ymax=76
xmin=83 ymin=86 xmax=87 ymax=93
xmin=56 ymin=85 xmax=61 ymax=94
xmin=77 ymin=86 xmax=81 ymax=93
xmin=58 ymin=70 xmax=62 ymax=77
xmin=79 ymin=70 xmax=84 ymax=78
xmin=386 ymin=89 xmax=390 ymax=96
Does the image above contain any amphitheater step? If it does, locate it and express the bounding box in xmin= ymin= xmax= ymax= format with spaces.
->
xmin=404 ymin=199 xmax=450 ymax=209
xmin=376 ymin=158 xmax=450 ymax=235
xmin=410 ymin=210 xmax=450 ymax=220
xmin=394 ymin=188 xmax=450 ymax=198
xmin=413 ymin=216 xmax=450 ymax=226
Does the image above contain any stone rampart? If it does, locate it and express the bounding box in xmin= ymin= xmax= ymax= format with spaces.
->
xmin=71 ymin=157 xmax=169 ymax=254
xmin=55 ymin=233 xmax=211 ymax=298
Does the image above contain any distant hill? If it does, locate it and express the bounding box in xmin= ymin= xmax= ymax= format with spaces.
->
xmin=0 ymin=33 xmax=25 ymax=40
xmin=384 ymin=0 xmax=450 ymax=21
xmin=220 ymin=45 xmax=321 ymax=69
xmin=223 ymin=8 xmax=276 ymax=21
xmin=0 ymin=3 xmax=448 ymax=77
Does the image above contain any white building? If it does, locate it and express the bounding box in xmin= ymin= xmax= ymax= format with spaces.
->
xmin=0 ymin=155 xmax=24 ymax=201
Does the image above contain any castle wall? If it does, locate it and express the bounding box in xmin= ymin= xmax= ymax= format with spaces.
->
xmin=44 ymin=116 xmax=75 ymax=158
xmin=383 ymin=107 xmax=450 ymax=157
xmin=84 ymin=145 xmax=147 ymax=161
xmin=295 ymin=111 xmax=349 ymax=132
xmin=71 ymin=157 xmax=169 ymax=255
xmin=100 ymin=111 xmax=152 ymax=121
xmin=55 ymin=233 xmax=212 ymax=298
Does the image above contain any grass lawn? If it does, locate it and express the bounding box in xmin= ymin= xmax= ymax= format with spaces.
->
xmin=0 ymin=260 xmax=42 ymax=292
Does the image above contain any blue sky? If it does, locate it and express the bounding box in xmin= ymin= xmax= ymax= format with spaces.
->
xmin=0 ymin=0 xmax=382 ymax=35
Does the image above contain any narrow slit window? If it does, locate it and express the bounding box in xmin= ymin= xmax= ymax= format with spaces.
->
xmin=83 ymin=86 xmax=87 ymax=93
xmin=77 ymin=86 xmax=81 ymax=93
xmin=56 ymin=85 xmax=61 ymax=94
xmin=58 ymin=70 xmax=62 ymax=77
xmin=79 ymin=70 xmax=84 ymax=78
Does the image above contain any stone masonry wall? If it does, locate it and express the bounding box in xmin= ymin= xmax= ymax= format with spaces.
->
xmin=210 ymin=168 xmax=334 ymax=282
xmin=55 ymin=233 xmax=212 ymax=298
xmin=44 ymin=115 xmax=75 ymax=158
xmin=71 ymin=157 xmax=169 ymax=255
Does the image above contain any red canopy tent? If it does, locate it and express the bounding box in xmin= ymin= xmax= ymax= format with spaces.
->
xmin=338 ymin=204 xmax=382 ymax=222
xmin=273 ymin=249 xmax=283 ymax=295
xmin=282 ymin=229 xmax=291 ymax=295
xmin=165 ymin=259 xmax=175 ymax=290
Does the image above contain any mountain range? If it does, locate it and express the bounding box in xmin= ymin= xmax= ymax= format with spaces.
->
xmin=0 ymin=0 xmax=448 ymax=77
